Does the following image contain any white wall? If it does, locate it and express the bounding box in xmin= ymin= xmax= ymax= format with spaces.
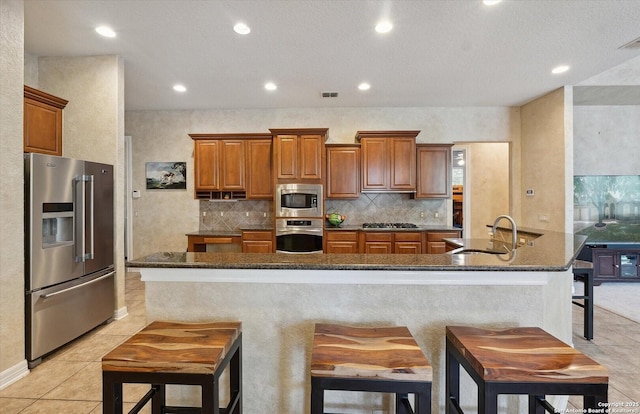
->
xmin=0 ymin=0 xmax=26 ymax=386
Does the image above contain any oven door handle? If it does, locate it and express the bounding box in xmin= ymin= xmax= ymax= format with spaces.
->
xmin=276 ymin=229 xmax=323 ymax=237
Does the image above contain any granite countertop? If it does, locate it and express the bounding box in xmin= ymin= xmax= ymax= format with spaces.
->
xmin=186 ymin=227 xmax=273 ymax=237
xmin=129 ymin=230 xmax=587 ymax=272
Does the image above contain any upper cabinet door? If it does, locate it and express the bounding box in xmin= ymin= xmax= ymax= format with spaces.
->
xmin=275 ymin=135 xmax=298 ymax=180
xmin=415 ymin=144 xmax=452 ymax=198
xmin=298 ymin=134 xmax=323 ymax=180
xmin=389 ymin=137 xmax=416 ymax=190
xmin=361 ymin=137 xmax=388 ymax=190
xmin=220 ymin=140 xmax=246 ymax=190
xmin=246 ymin=139 xmax=273 ymax=199
xmin=194 ymin=140 xmax=220 ymax=190
xmin=24 ymin=86 xmax=68 ymax=156
xmin=326 ymin=145 xmax=360 ymax=199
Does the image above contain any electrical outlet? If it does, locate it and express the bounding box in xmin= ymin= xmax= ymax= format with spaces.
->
xmin=220 ymin=212 xmax=224 ymax=217
xmin=245 ymin=212 xmax=249 ymax=217
xmin=538 ymin=214 xmax=549 ymax=222
xmin=263 ymin=212 xmax=267 ymax=217
xmin=202 ymin=211 xmax=206 ymax=217
xmin=420 ymin=212 xmax=425 ymax=218
xmin=434 ymin=212 xmax=439 ymax=218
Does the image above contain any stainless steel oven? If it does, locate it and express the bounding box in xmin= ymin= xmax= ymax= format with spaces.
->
xmin=276 ymin=219 xmax=323 ymax=254
xmin=275 ymin=183 xmax=323 ymax=218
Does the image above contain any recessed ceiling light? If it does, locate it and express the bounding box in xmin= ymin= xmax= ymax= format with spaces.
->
xmin=264 ymin=82 xmax=277 ymax=91
xmin=173 ymin=84 xmax=187 ymax=92
xmin=483 ymin=0 xmax=502 ymax=5
xmin=375 ymin=21 xmax=393 ymax=34
xmin=233 ymin=22 xmax=251 ymax=35
xmin=358 ymin=83 xmax=371 ymax=91
xmin=551 ymin=65 xmax=570 ymax=74
xmin=95 ymin=26 xmax=116 ymax=38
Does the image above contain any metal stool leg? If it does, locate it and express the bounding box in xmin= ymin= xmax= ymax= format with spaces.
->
xmin=446 ymin=340 xmax=460 ymax=414
xmin=310 ymin=377 xmax=324 ymax=414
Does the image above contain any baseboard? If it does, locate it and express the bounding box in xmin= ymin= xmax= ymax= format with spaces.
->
xmin=113 ymin=306 xmax=128 ymax=320
xmin=0 ymin=360 xmax=29 ymax=390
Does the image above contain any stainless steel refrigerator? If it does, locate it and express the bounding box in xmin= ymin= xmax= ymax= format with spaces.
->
xmin=25 ymin=153 xmax=115 ymax=367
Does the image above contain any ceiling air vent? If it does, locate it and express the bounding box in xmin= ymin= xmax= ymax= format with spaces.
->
xmin=619 ymin=36 xmax=640 ymax=49
xmin=321 ymin=92 xmax=339 ymax=98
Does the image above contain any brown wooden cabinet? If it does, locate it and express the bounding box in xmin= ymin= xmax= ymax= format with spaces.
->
xmin=194 ymin=140 xmax=220 ymax=190
xmin=187 ymin=235 xmax=241 ymax=252
xmin=220 ymin=140 xmax=246 ymax=190
xmin=426 ymin=231 xmax=462 ymax=254
xmin=415 ymin=144 xmax=453 ymax=198
xmin=356 ymin=131 xmax=418 ymax=192
xmin=245 ymin=139 xmax=273 ymax=199
xmin=361 ymin=232 xmax=393 ymax=254
xmin=359 ymin=231 xmax=422 ymax=254
xmin=592 ymin=248 xmax=640 ymax=283
xmin=271 ymin=128 xmax=327 ymax=182
xmin=24 ymin=85 xmax=68 ymax=156
xmin=326 ymin=144 xmax=360 ymax=199
xmin=324 ymin=231 xmax=359 ymax=253
xmin=191 ymin=133 xmax=272 ymax=200
xmin=242 ymin=230 xmax=274 ymax=253
xmin=394 ymin=232 xmax=422 ymax=254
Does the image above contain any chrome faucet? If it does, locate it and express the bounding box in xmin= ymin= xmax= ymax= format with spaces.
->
xmin=492 ymin=215 xmax=517 ymax=252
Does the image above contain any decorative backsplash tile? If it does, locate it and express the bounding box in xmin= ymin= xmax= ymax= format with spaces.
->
xmin=199 ymin=193 xmax=448 ymax=230
xmin=326 ymin=193 xmax=448 ymax=226
xmin=200 ymin=200 xmax=272 ymax=231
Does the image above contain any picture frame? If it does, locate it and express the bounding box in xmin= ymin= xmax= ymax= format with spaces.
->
xmin=146 ymin=162 xmax=187 ymax=190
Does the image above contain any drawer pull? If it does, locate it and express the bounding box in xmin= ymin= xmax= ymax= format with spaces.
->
xmin=204 ymin=237 xmax=234 ymax=244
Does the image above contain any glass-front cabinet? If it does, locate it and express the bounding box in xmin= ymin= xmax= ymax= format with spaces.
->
xmin=620 ymin=252 xmax=639 ymax=278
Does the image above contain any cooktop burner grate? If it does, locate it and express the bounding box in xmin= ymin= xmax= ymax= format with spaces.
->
xmin=362 ymin=222 xmax=418 ymax=229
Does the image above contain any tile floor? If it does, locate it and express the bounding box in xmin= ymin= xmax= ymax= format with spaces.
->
xmin=1 ymin=272 xmax=638 ymax=413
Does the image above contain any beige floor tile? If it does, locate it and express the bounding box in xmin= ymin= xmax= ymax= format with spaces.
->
xmin=43 ymin=362 xmax=102 ymax=402
xmin=0 ymin=361 xmax=89 ymax=399
xmin=94 ymin=315 xmax=147 ymax=336
xmin=54 ymin=333 xmax=129 ymax=362
xmin=0 ymin=398 xmax=36 ymax=414
xmin=17 ymin=399 xmax=99 ymax=414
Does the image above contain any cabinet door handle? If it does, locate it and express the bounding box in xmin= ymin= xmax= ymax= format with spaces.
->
xmin=614 ymin=264 xmax=620 ymax=268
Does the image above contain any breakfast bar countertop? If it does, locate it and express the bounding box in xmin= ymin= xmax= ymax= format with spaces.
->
xmin=129 ymin=230 xmax=587 ymax=272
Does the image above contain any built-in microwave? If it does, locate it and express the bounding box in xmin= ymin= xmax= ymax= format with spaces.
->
xmin=275 ymin=183 xmax=323 ymax=218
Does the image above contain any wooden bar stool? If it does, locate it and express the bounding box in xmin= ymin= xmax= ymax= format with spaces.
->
xmin=102 ymin=321 xmax=242 ymax=414
xmin=310 ymin=323 xmax=432 ymax=414
xmin=572 ymin=259 xmax=594 ymax=340
xmin=446 ymin=326 xmax=608 ymax=414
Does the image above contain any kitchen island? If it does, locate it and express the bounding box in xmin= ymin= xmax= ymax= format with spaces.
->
xmin=127 ymin=230 xmax=586 ymax=413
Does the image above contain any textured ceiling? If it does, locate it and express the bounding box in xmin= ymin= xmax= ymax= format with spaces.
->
xmin=24 ymin=0 xmax=640 ymax=111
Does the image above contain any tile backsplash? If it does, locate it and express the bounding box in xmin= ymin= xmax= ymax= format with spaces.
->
xmin=199 ymin=193 xmax=448 ymax=230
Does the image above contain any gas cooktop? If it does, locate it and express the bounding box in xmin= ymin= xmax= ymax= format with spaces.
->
xmin=362 ymin=222 xmax=418 ymax=229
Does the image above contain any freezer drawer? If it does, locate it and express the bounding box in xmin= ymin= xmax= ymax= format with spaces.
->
xmin=26 ymin=270 xmax=115 ymax=366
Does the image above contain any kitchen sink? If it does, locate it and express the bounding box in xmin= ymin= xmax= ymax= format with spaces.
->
xmin=452 ymin=249 xmax=504 ymax=255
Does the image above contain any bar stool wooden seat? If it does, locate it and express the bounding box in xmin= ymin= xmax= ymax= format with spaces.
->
xmin=102 ymin=321 xmax=242 ymax=414
xmin=446 ymin=326 xmax=608 ymax=414
xmin=310 ymin=323 xmax=432 ymax=414
xmin=572 ymin=259 xmax=595 ymax=340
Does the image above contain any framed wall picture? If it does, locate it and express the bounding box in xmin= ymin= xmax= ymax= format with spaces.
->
xmin=146 ymin=162 xmax=187 ymax=189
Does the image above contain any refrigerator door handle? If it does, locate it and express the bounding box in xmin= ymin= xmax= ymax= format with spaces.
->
xmin=74 ymin=174 xmax=94 ymax=262
xmin=74 ymin=175 xmax=85 ymax=262
xmin=40 ymin=271 xmax=115 ymax=299
xmin=87 ymin=174 xmax=95 ymax=260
